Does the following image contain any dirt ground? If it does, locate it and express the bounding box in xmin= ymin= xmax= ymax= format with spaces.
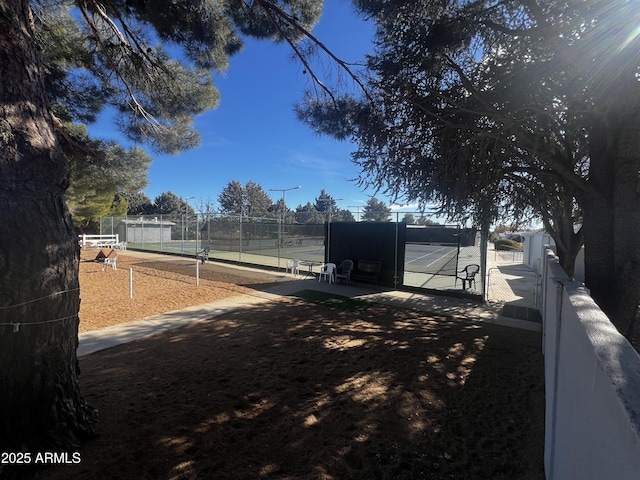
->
xmin=76 ymin=249 xmax=278 ymax=332
xmin=33 ymin=250 xmax=545 ymax=480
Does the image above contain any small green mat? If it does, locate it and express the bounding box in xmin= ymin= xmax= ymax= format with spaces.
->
xmin=289 ymin=289 xmax=370 ymax=311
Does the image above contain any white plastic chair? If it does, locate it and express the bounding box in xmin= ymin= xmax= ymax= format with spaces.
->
xmin=318 ymin=263 xmax=336 ymax=283
xmin=286 ymin=259 xmax=300 ymax=276
xmin=102 ymin=255 xmax=118 ymax=271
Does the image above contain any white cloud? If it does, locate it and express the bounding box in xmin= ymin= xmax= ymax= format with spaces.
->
xmin=390 ymin=203 xmax=421 ymax=211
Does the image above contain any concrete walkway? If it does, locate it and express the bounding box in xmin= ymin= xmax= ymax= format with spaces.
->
xmin=78 ymin=250 xmax=540 ymax=357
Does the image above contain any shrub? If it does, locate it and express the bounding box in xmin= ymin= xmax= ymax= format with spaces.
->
xmin=494 ymin=239 xmax=523 ymax=251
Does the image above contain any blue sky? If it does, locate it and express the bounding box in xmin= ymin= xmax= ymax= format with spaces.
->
xmin=89 ymin=1 xmax=421 ymax=217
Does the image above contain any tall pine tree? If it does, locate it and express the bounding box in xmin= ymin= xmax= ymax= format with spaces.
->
xmin=0 ymin=0 xmax=324 ymax=465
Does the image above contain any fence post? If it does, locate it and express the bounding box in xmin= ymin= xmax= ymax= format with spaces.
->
xmin=239 ymin=213 xmax=243 ymax=263
xmin=480 ymin=226 xmax=488 ymax=302
xmin=394 ymin=212 xmax=399 ymax=289
xmin=196 ymin=259 xmax=200 ymax=287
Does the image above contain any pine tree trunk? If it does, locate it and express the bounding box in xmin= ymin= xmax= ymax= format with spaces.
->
xmin=583 ymin=76 xmax=640 ymax=336
xmin=0 ymin=0 xmax=97 ymax=470
xmin=542 ymin=195 xmax=583 ymax=279
xmin=555 ymin=240 xmax=581 ymax=280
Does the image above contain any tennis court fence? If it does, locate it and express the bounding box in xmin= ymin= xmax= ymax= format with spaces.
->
xmin=100 ymin=214 xmax=486 ymax=298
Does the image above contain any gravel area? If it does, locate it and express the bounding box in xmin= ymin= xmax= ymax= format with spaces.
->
xmin=78 ymin=249 xmax=278 ymax=332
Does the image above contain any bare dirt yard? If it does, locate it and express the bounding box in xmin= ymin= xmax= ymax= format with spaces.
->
xmin=76 ymin=249 xmax=279 ymax=332
xmin=32 ymin=250 xmax=545 ymax=480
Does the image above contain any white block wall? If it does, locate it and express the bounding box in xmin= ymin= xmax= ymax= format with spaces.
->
xmin=542 ymin=250 xmax=640 ymax=480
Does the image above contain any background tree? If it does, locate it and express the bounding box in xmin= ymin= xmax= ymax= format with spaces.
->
xmin=295 ymin=202 xmax=325 ymax=224
xmin=153 ymin=191 xmax=184 ymax=215
xmin=0 ymin=0 xmax=325 ymax=460
xmin=154 ymin=192 xmax=195 ymax=218
xmin=295 ymin=200 xmax=355 ymax=223
xmin=333 ymin=208 xmax=356 ymax=222
xmin=315 ymin=189 xmax=341 ymax=222
xmin=244 ymin=180 xmax=274 ymax=216
xmin=193 ymin=196 xmax=218 ymax=244
xmin=66 ymin=181 xmax=127 ymax=233
xmin=124 ymin=192 xmax=155 ymax=215
xmin=218 ymin=179 xmax=245 ymax=214
xmin=299 ymin=0 xmax=640 ymax=335
xmin=290 ymin=190 xmax=357 ymax=223
xmin=64 ymin=126 xmax=152 ymax=232
xmin=315 ymin=189 xmax=336 ymax=212
xmin=271 ymin=198 xmax=296 ymax=223
xmin=361 ymin=197 xmax=391 ymax=222
xmin=401 ymin=213 xmax=415 ymax=224
xmin=194 ymin=196 xmax=218 ymax=221
xmin=218 ymin=180 xmax=274 ymax=216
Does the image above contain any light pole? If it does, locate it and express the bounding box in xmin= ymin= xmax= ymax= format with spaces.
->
xmin=269 ymin=186 xmax=300 ymax=269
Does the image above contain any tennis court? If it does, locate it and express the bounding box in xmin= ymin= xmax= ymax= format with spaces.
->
xmin=103 ymin=215 xmax=484 ymax=295
xmin=404 ymin=243 xmax=459 ymax=276
xmin=402 ymin=243 xmax=483 ymax=292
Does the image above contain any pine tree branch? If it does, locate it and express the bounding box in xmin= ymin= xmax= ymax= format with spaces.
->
xmin=255 ymin=0 xmax=372 ymax=103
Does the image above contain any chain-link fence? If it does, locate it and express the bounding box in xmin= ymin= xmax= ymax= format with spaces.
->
xmin=100 ymin=214 xmax=325 ymax=269
xmin=486 ymin=262 xmax=541 ymax=309
xmin=100 ymin=213 xmax=487 ymax=298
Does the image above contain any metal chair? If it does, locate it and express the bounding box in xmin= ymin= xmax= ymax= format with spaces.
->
xmin=196 ymin=247 xmax=210 ymax=264
xmin=456 ymin=264 xmax=480 ymax=290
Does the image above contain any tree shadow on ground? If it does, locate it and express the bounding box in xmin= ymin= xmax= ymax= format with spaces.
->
xmin=489 ymin=265 xmax=540 ymax=308
xmin=35 ymin=299 xmax=545 ymax=480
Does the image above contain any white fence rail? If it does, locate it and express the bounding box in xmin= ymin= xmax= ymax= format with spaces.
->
xmin=78 ymin=234 xmax=120 ymax=249
xmin=542 ymin=249 xmax=640 ymax=479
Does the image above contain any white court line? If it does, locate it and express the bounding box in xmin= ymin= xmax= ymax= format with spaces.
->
xmin=405 ymin=246 xmax=453 ymax=269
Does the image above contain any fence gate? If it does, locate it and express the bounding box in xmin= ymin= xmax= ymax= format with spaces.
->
xmin=486 ymin=266 xmax=541 ymax=309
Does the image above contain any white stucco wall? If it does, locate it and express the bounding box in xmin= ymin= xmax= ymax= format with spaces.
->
xmin=542 ymin=250 xmax=640 ymax=480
